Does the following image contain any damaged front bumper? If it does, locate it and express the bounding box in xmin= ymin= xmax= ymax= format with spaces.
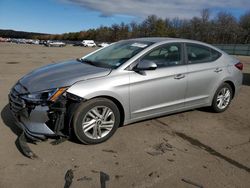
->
xmin=8 ymin=83 xmax=68 ymax=141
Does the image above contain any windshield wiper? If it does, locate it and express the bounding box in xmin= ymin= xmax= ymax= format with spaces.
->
xmin=77 ymin=58 xmax=97 ymax=66
xmin=77 ymin=58 xmax=113 ymax=69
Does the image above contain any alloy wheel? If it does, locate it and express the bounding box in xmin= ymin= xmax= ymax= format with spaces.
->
xmin=216 ymin=87 xmax=231 ymax=110
xmin=82 ymin=106 xmax=115 ymax=139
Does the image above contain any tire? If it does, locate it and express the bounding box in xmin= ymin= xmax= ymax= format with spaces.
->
xmin=211 ymin=83 xmax=233 ymax=113
xmin=73 ymin=98 xmax=120 ymax=144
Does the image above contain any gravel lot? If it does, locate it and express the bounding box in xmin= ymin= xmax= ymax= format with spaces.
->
xmin=0 ymin=43 xmax=250 ymax=188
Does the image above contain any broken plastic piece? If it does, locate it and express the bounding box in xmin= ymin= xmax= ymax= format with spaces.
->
xmin=17 ymin=132 xmax=38 ymax=159
xmin=51 ymin=137 xmax=68 ymax=145
xmin=64 ymin=169 xmax=74 ymax=188
xmin=77 ymin=176 xmax=92 ymax=181
xmin=181 ymin=178 xmax=203 ymax=188
xmin=100 ymin=171 xmax=110 ymax=188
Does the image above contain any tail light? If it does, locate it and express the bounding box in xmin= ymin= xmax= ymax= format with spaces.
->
xmin=235 ymin=62 xmax=243 ymax=71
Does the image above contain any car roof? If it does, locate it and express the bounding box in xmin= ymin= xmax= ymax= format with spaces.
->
xmin=126 ymin=37 xmax=207 ymax=45
xmin=125 ymin=37 xmax=224 ymax=53
xmin=128 ymin=37 xmax=175 ymax=43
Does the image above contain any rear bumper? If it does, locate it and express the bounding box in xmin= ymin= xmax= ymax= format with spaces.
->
xmin=232 ymin=69 xmax=243 ymax=98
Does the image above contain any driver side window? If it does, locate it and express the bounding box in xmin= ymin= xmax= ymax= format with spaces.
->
xmin=142 ymin=43 xmax=183 ymax=68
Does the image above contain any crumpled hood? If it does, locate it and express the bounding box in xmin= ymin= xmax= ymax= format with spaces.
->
xmin=19 ymin=60 xmax=111 ymax=93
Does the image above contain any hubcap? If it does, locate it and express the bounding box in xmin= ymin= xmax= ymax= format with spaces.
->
xmin=82 ymin=106 xmax=115 ymax=139
xmin=216 ymin=87 xmax=231 ymax=110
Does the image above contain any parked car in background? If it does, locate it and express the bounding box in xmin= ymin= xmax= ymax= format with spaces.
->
xmin=73 ymin=41 xmax=84 ymax=46
xmin=45 ymin=40 xmax=66 ymax=47
xmin=9 ymin=38 xmax=243 ymax=145
xmin=14 ymin=39 xmax=27 ymax=44
xmin=26 ymin=39 xmax=33 ymax=44
xmin=33 ymin=40 xmax=40 ymax=45
xmin=0 ymin=37 xmax=10 ymax=42
xmin=97 ymin=42 xmax=109 ymax=47
xmin=82 ymin=40 xmax=96 ymax=47
xmin=26 ymin=39 xmax=40 ymax=45
xmin=39 ymin=40 xmax=46 ymax=45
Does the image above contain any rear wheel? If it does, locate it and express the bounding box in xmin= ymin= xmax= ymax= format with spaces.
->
xmin=73 ymin=98 xmax=120 ymax=144
xmin=211 ymin=83 xmax=232 ymax=113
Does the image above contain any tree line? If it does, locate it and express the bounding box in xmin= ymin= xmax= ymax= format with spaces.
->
xmin=0 ymin=29 xmax=47 ymax=39
xmin=38 ymin=9 xmax=250 ymax=44
xmin=2 ymin=9 xmax=249 ymax=44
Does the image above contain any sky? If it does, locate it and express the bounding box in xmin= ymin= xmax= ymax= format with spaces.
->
xmin=0 ymin=0 xmax=249 ymax=34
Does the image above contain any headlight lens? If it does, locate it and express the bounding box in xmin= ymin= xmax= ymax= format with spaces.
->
xmin=49 ymin=87 xmax=68 ymax=102
xmin=21 ymin=87 xmax=67 ymax=102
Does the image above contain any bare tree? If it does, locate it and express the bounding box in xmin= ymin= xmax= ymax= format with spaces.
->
xmin=32 ymin=10 xmax=250 ymax=44
xmin=240 ymin=11 xmax=250 ymax=43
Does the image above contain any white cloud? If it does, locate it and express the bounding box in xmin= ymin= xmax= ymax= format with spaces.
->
xmin=61 ymin=0 xmax=248 ymax=19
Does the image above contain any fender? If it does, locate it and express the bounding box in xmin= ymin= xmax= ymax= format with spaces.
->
xmin=66 ymin=72 xmax=131 ymax=122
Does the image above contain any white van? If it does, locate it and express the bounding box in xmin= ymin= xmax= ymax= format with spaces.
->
xmin=82 ymin=40 xmax=96 ymax=47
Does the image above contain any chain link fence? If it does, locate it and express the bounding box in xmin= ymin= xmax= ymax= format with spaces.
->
xmin=214 ymin=44 xmax=250 ymax=56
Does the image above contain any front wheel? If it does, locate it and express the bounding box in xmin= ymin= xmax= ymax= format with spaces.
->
xmin=211 ymin=83 xmax=233 ymax=113
xmin=73 ymin=98 xmax=120 ymax=144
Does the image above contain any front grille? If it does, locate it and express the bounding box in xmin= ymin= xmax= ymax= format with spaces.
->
xmin=9 ymin=83 xmax=27 ymax=113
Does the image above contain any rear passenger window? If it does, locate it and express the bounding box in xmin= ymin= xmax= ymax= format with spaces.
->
xmin=211 ymin=48 xmax=221 ymax=60
xmin=187 ymin=43 xmax=221 ymax=64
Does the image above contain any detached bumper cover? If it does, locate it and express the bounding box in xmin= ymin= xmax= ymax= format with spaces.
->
xmin=8 ymin=83 xmax=66 ymax=139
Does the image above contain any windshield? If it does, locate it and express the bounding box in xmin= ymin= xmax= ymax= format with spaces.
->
xmin=81 ymin=40 xmax=153 ymax=69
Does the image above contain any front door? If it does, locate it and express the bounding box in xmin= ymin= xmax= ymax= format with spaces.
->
xmin=129 ymin=43 xmax=187 ymax=120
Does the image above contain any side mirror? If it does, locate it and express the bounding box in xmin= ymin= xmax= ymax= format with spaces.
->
xmin=134 ymin=60 xmax=157 ymax=71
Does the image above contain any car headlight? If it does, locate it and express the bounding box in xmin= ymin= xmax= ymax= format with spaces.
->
xmin=21 ymin=87 xmax=68 ymax=102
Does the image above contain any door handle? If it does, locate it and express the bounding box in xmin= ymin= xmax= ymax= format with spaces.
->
xmin=214 ymin=68 xmax=223 ymax=73
xmin=174 ymin=74 xmax=185 ymax=80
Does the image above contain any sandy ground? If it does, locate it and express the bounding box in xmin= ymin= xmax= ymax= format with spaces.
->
xmin=0 ymin=43 xmax=249 ymax=188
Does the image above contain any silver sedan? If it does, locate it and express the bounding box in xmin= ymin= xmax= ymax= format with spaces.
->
xmin=9 ymin=38 xmax=243 ymax=144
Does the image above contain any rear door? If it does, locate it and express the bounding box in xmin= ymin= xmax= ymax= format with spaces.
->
xmin=184 ymin=43 xmax=223 ymax=107
xmin=129 ymin=43 xmax=187 ymax=120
